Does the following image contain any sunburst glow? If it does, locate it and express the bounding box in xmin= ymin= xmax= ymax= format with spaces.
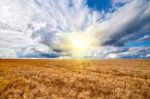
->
xmin=64 ymin=33 xmax=98 ymax=57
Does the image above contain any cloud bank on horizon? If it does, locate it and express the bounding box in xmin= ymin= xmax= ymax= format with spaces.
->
xmin=0 ymin=0 xmax=150 ymax=58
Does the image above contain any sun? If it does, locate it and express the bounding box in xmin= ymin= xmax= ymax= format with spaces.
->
xmin=64 ymin=33 xmax=97 ymax=57
xmin=71 ymin=36 xmax=87 ymax=50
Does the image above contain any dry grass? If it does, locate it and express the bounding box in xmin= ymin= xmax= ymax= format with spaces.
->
xmin=0 ymin=59 xmax=150 ymax=99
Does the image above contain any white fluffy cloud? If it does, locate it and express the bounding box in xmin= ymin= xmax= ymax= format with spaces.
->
xmin=0 ymin=0 xmax=149 ymax=58
xmin=106 ymin=47 xmax=150 ymax=59
xmin=85 ymin=46 xmax=150 ymax=59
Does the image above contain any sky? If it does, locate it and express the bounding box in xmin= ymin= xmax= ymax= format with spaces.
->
xmin=0 ymin=0 xmax=150 ymax=59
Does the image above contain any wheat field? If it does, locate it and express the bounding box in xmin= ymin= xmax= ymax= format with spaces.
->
xmin=0 ymin=59 xmax=150 ymax=99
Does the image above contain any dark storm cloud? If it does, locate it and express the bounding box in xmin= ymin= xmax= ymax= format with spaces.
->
xmin=16 ymin=48 xmax=61 ymax=58
xmin=101 ymin=0 xmax=150 ymax=46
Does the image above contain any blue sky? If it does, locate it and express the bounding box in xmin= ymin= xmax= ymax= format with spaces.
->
xmin=87 ymin=0 xmax=112 ymax=11
xmin=0 ymin=0 xmax=149 ymax=59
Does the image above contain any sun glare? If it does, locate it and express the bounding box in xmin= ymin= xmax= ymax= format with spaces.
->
xmin=64 ymin=33 xmax=97 ymax=57
xmin=71 ymin=36 xmax=89 ymax=51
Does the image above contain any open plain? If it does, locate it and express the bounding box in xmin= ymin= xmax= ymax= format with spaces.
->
xmin=0 ymin=59 xmax=150 ymax=99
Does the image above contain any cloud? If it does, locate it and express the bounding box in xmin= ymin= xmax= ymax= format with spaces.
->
xmin=106 ymin=47 xmax=150 ymax=59
xmin=16 ymin=47 xmax=60 ymax=58
xmin=0 ymin=28 xmax=49 ymax=58
xmin=86 ymin=46 xmax=150 ymax=59
xmin=0 ymin=0 xmax=149 ymax=58
xmin=94 ymin=0 xmax=150 ymax=46
xmin=138 ymin=35 xmax=150 ymax=42
xmin=113 ymin=0 xmax=132 ymax=5
xmin=84 ymin=46 xmax=128 ymax=58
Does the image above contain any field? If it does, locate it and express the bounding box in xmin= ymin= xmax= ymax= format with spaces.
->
xmin=0 ymin=59 xmax=150 ymax=99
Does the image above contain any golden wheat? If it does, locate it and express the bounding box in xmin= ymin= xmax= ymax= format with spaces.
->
xmin=0 ymin=59 xmax=150 ymax=99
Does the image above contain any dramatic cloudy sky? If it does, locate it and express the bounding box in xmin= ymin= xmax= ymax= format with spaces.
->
xmin=0 ymin=0 xmax=150 ymax=58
